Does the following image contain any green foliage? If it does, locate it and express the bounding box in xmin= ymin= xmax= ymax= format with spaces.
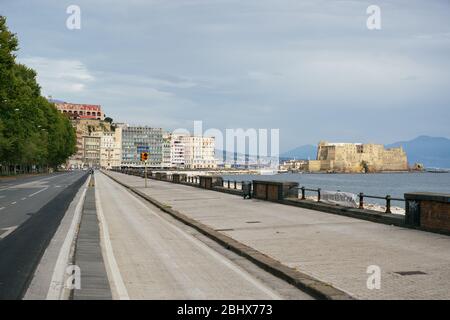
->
xmin=0 ymin=16 xmax=76 ymax=172
xmin=361 ymin=160 xmax=369 ymax=173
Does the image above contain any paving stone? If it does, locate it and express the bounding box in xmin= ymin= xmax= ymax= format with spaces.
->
xmin=107 ymin=171 xmax=450 ymax=300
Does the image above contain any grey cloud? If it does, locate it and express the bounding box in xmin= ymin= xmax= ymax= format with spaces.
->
xmin=2 ymin=0 xmax=450 ymax=151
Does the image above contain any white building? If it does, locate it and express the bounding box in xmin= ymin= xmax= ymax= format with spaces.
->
xmin=115 ymin=126 xmax=216 ymax=169
xmin=170 ymin=134 xmax=186 ymax=168
xmin=180 ymin=136 xmax=217 ymax=169
xmin=162 ymin=132 xmax=172 ymax=168
xmin=91 ymin=126 xmax=122 ymax=169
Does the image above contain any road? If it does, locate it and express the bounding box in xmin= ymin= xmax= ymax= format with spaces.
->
xmin=0 ymin=171 xmax=88 ymax=299
xmin=95 ymin=172 xmax=311 ymax=299
xmin=0 ymin=172 xmax=85 ymax=235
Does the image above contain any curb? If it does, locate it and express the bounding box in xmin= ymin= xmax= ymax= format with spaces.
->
xmin=102 ymin=171 xmax=355 ymax=300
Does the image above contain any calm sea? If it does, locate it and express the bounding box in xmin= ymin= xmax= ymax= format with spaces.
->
xmin=221 ymin=172 xmax=450 ymax=207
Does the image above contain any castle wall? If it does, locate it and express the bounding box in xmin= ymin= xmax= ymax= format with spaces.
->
xmin=314 ymin=142 xmax=408 ymax=173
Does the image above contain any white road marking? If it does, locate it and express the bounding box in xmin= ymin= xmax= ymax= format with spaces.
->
xmin=0 ymin=207 xmax=5 ymax=211
xmin=136 ymin=197 xmax=281 ymax=299
xmin=0 ymin=226 xmax=18 ymax=239
xmin=0 ymin=195 xmax=5 ymax=199
xmin=95 ymin=174 xmax=130 ymax=300
xmin=46 ymin=177 xmax=90 ymax=300
xmin=39 ymin=174 xmax=70 ymax=183
xmin=28 ymin=187 xmax=48 ymax=197
xmin=1 ymin=173 xmax=70 ymax=190
xmin=21 ymin=197 xmax=27 ymax=201
xmin=54 ymin=185 xmax=61 ymax=188
xmin=102 ymin=173 xmax=281 ymax=300
xmin=11 ymin=201 xmax=16 ymax=205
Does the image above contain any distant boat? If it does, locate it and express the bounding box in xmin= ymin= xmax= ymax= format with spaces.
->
xmin=425 ymin=168 xmax=450 ymax=173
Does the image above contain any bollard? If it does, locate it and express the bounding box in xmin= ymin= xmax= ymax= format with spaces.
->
xmin=301 ymin=187 xmax=306 ymax=200
xmin=317 ymin=188 xmax=321 ymax=202
xmin=385 ymin=195 xmax=392 ymax=214
xmin=234 ymin=181 xmax=237 ymax=189
xmin=359 ymin=192 xmax=364 ymax=209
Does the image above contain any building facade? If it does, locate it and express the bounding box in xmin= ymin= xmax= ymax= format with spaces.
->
xmin=83 ymin=136 xmax=101 ymax=168
xmin=181 ymin=136 xmax=217 ymax=169
xmin=54 ymin=101 xmax=105 ymax=120
xmin=65 ymin=118 xmax=113 ymax=169
xmin=92 ymin=127 xmax=122 ymax=169
xmin=162 ymin=133 xmax=172 ymax=168
xmin=315 ymin=141 xmax=408 ymax=173
xmin=170 ymin=134 xmax=186 ymax=168
xmin=121 ymin=126 xmax=163 ymax=167
xmin=279 ymin=160 xmax=309 ymax=172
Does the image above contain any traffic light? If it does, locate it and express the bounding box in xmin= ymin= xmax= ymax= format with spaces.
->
xmin=140 ymin=152 xmax=149 ymax=162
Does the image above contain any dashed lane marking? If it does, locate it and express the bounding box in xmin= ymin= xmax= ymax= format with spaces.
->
xmin=0 ymin=226 xmax=18 ymax=239
xmin=28 ymin=187 xmax=49 ymax=197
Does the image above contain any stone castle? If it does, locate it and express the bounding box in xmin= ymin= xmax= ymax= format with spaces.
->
xmin=308 ymin=141 xmax=408 ymax=173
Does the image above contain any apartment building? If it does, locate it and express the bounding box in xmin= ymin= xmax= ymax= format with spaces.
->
xmin=162 ymin=133 xmax=172 ymax=168
xmin=121 ymin=126 xmax=163 ymax=167
xmin=170 ymin=134 xmax=186 ymax=168
xmin=180 ymin=136 xmax=217 ymax=169
xmin=83 ymin=135 xmax=101 ymax=168
xmin=91 ymin=126 xmax=122 ymax=169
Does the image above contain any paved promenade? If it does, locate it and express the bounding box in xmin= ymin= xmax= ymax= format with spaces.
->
xmin=106 ymin=171 xmax=450 ymax=300
xmin=95 ymin=172 xmax=311 ymax=299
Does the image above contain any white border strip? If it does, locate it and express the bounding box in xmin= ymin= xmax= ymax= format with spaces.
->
xmin=46 ymin=177 xmax=89 ymax=300
xmin=95 ymin=173 xmax=130 ymax=300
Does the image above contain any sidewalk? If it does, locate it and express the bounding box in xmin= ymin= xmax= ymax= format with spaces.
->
xmin=106 ymin=171 xmax=450 ymax=300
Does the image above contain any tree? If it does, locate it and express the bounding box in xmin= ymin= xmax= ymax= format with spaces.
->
xmin=0 ymin=16 xmax=18 ymax=102
xmin=0 ymin=16 xmax=76 ymax=174
xmin=361 ymin=160 xmax=369 ymax=173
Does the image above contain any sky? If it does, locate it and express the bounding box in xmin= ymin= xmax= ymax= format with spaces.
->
xmin=1 ymin=0 xmax=450 ymax=152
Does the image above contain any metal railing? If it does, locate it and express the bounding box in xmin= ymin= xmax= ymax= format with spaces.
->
xmin=222 ymin=180 xmax=244 ymax=190
xmin=187 ymin=176 xmax=200 ymax=184
xmin=299 ymin=187 xmax=322 ymax=202
xmin=297 ymin=186 xmax=405 ymax=214
xmin=358 ymin=193 xmax=405 ymax=214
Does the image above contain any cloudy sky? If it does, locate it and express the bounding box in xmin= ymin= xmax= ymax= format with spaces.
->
xmin=2 ymin=0 xmax=450 ymax=152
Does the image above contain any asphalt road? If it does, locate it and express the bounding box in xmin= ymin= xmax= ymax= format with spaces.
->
xmin=95 ymin=172 xmax=311 ymax=299
xmin=0 ymin=172 xmax=85 ymax=232
xmin=0 ymin=171 xmax=88 ymax=299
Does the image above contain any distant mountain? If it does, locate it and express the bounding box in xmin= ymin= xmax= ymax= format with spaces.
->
xmin=386 ymin=135 xmax=450 ymax=169
xmin=280 ymin=144 xmax=317 ymax=160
